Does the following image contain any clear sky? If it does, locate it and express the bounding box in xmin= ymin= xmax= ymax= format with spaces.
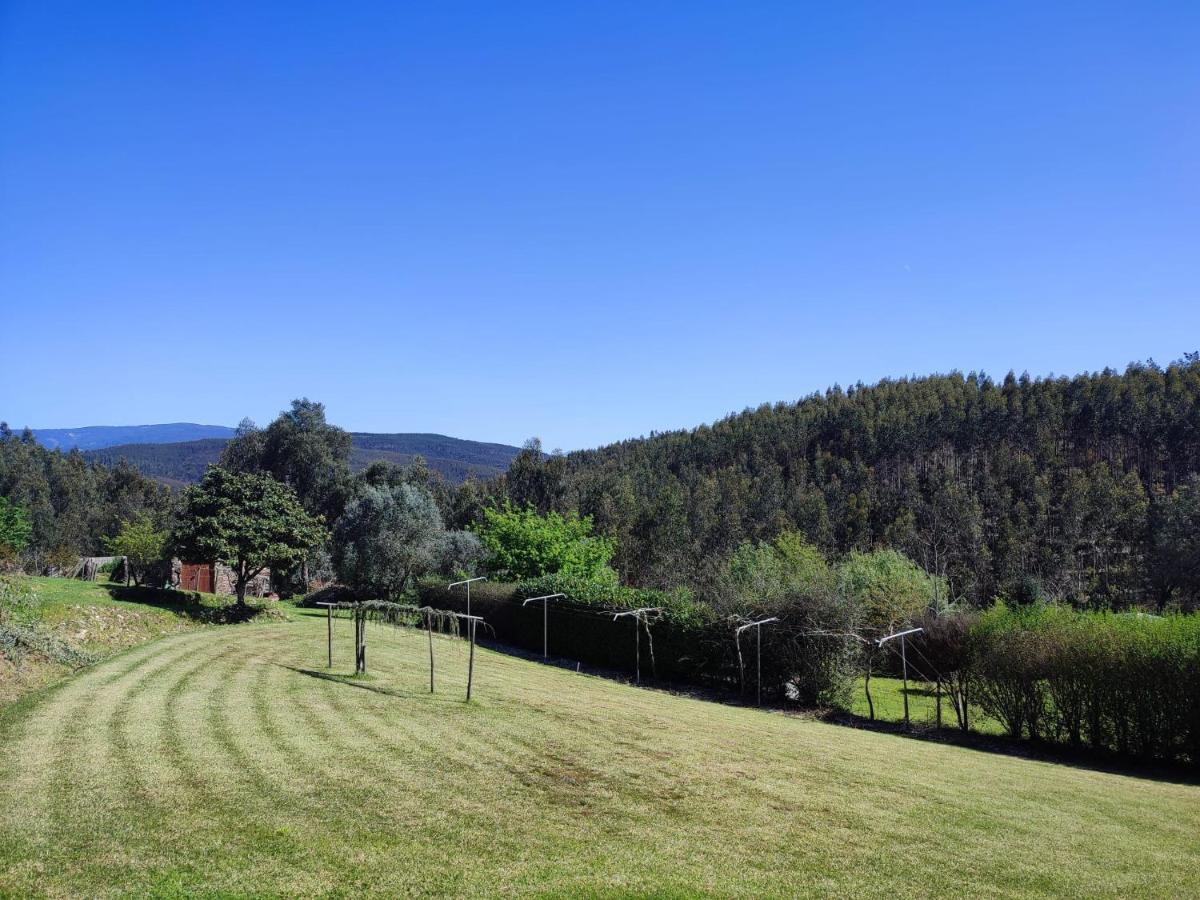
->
xmin=2 ymin=2 xmax=1198 ymax=451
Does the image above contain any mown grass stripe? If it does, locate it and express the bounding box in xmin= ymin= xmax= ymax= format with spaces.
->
xmin=2 ymin=616 xmax=1198 ymax=898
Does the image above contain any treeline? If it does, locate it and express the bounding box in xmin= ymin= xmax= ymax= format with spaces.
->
xmin=499 ymin=357 xmax=1200 ymax=610
xmin=0 ymin=403 xmax=483 ymax=591
xmin=0 ymin=425 xmax=173 ymax=569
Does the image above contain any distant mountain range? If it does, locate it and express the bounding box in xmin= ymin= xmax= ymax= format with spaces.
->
xmin=30 ymin=423 xmax=237 ymax=451
xmin=29 ymin=423 xmax=520 ymax=486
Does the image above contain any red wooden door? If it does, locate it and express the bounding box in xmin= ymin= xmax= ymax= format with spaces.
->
xmin=181 ymin=563 xmax=213 ymax=593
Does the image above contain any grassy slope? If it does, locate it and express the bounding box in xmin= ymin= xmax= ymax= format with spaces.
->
xmin=1 ymin=613 xmax=1196 ymax=898
xmin=0 ymin=577 xmax=265 ymax=706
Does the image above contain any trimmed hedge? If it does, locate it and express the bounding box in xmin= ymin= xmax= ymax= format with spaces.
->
xmin=417 ymin=575 xmax=726 ymax=682
xmin=915 ymin=605 xmax=1200 ymax=766
xmin=416 ymin=575 xmax=856 ymax=704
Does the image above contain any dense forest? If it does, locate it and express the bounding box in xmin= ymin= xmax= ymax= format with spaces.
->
xmin=500 ymin=357 xmax=1200 ymax=610
xmin=6 ymin=359 xmax=1200 ymax=612
xmin=0 ymin=424 xmax=173 ymax=568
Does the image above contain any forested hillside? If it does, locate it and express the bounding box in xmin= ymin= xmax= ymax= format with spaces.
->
xmin=502 ymin=357 xmax=1200 ymax=609
xmin=0 ymin=425 xmax=173 ymax=567
xmin=83 ymin=432 xmax=521 ymax=485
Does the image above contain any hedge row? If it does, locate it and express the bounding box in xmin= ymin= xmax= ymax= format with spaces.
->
xmin=417 ymin=576 xmax=1200 ymax=766
xmin=416 ymin=575 xmax=856 ymax=704
xmin=960 ymin=606 xmax=1200 ymax=765
xmin=416 ymin=575 xmax=724 ymax=682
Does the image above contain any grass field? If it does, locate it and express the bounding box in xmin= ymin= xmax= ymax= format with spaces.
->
xmin=1 ymin=606 xmax=1197 ymax=897
xmin=849 ymin=676 xmax=1004 ymax=735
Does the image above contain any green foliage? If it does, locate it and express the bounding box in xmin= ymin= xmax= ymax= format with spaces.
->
xmin=171 ymin=467 xmax=326 ymax=605
xmin=0 ymin=497 xmax=32 ymax=560
xmin=837 ymin=548 xmax=942 ymax=632
xmin=219 ymin=399 xmax=353 ymax=522
xmin=476 ymin=502 xmax=615 ymax=582
xmin=0 ymin=574 xmax=38 ymax=624
xmin=1153 ymin=474 xmax=1200 ymax=609
xmin=518 ymin=573 xmax=705 ymax=624
xmin=0 ymin=575 xmax=95 ymax=670
xmin=716 ymin=531 xmax=834 ymax=612
xmin=916 ymin=602 xmax=1200 ymax=763
xmin=332 ymin=483 xmax=479 ymax=598
xmin=0 ymin=425 xmax=171 ymax=568
xmin=103 ymin=513 xmax=167 ymax=586
xmin=534 ymin=357 xmax=1200 ymax=608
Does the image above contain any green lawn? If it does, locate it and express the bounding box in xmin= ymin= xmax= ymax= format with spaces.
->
xmin=850 ymin=675 xmax=1004 ymax=735
xmin=1 ymin=609 xmax=1196 ymax=897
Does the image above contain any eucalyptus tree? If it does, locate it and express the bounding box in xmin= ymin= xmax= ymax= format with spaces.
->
xmin=219 ymin=399 xmax=352 ymax=523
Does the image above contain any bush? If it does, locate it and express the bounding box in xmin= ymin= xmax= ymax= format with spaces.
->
xmin=965 ymin=604 xmax=1200 ymax=764
xmin=837 ymin=549 xmax=943 ymax=633
xmin=417 ymin=573 xmax=858 ymax=705
xmin=475 ymin=503 xmax=616 ymax=582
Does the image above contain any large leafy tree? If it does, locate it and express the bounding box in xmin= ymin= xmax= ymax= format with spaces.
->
xmin=171 ymin=467 xmax=326 ymax=607
xmin=332 ymin=483 xmax=480 ymax=598
xmin=837 ymin=548 xmax=942 ymax=633
xmin=476 ymin=502 xmax=615 ymax=582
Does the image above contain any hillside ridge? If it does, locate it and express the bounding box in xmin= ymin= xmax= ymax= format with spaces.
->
xmin=80 ymin=431 xmax=522 ymax=486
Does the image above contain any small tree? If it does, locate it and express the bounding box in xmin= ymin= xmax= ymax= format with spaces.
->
xmin=476 ymin=502 xmax=615 ymax=582
xmin=716 ymin=531 xmax=833 ymax=613
xmin=171 ymin=467 xmax=326 ymax=607
xmin=104 ymin=513 xmax=167 ymax=586
xmin=837 ymin=548 xmax=942 ymax=633
xmin=0 ymin=497 xmax=32 ymax=564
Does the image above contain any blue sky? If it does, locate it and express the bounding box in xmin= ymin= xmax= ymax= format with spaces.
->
xmin=2 ymin=2 xmax=1198 ymax=450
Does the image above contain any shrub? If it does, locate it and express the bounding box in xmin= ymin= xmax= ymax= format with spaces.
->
xmin=837 ymin=549 xmax=943 ymax=633
xmin=475 ymin=503 xmax=615 ymax=582
xmin=966 ymin=604 xmax=1200 ymax=764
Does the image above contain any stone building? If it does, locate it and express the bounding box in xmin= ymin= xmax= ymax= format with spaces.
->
xmin=171 ymin=559 xmax=272 ymax=598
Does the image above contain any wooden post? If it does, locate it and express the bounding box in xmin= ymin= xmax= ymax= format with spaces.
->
xmin=466 ymin=618 xmax=476 ymax=701
xmin=326 ymin=604 xmax=333 ymax=668
xmin=936 ymin=677 xmax=943 ymax=729
xmin=427 ymin=612 xmax=435 ymax=693
xmin=543 ymin=597 xmax=549 ymax=660
xmin=900 ymin=634 xmax=910 ymax=729
xmin=354 ymin=606 xmax=366 ymax=675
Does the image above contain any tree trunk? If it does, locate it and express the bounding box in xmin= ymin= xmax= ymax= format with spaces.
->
xmin=235 ymin=564 xmax=248 ymax=608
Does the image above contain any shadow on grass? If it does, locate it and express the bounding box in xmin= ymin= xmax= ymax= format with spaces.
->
xmin=103 ymin=584 xmax=278 ymax=624
xmin=819 ymin=708 xmax=1200 ymax=787
xmin=280 ymin=665 xmax=466 ymax=704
